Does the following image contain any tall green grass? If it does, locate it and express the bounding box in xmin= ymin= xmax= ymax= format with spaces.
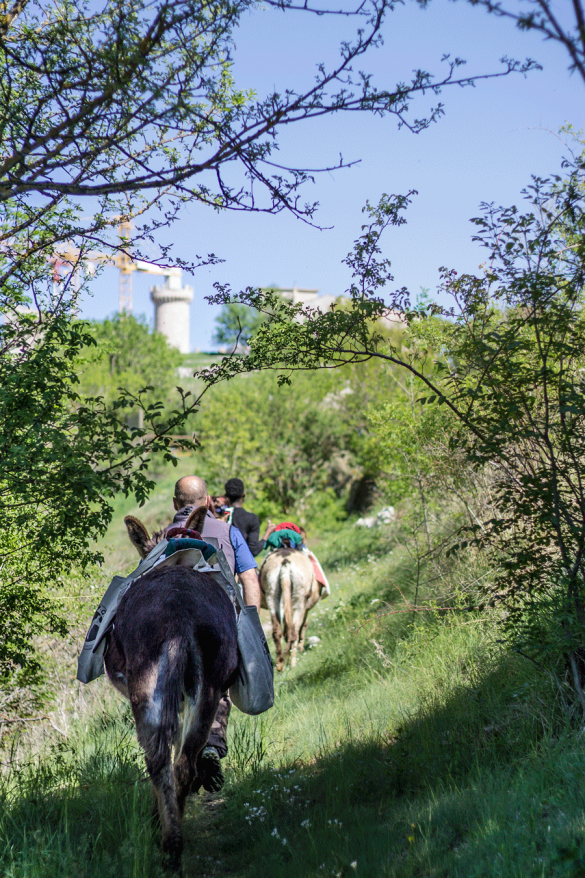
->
xmin=2 ymin=515 xmax=584 ymax=877
xmin=188 ymin=528 xmax=585 ymax=878
xmin=0 ymin=696 xmax=163 ymax=877
xmin=198 ymin=609 xmax=583 ymax=878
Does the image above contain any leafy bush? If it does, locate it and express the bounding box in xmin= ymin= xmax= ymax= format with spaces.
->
xmin=0 ymin=306 xmax=197 ymax=684
xmin=192 ymin=362 xmax=408 ymax=527
xmin=77 ymin=313 xmax=183 ymax=416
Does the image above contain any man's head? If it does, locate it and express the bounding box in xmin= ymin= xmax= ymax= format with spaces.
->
xmin=211 ymin=495 xmax=230 ymax=521
xmin=173 ymin=475 xmax=208 ymax=511
xmin=225 ymin=478 xmax=245 ymax=505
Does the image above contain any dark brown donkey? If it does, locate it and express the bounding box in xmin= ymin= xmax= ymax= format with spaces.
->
xmin=104 ymin=509 xmax=238 ymax=873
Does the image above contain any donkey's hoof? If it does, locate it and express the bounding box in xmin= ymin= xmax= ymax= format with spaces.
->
xmin=198 ymin=746 xmax=224 ymax=793
xmin=162 ymin=833 xmax=183 ymax=875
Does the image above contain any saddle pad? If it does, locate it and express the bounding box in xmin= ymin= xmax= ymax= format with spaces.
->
xmin=77 ymin=539 xmax=217 ymax=684
xmin=165 ymin=537 xmax=217 ymax=561
xmin=157 ymin=546 xmax=218 ymax=570
xmin=308 ymin=551 xmax=331 ymax=597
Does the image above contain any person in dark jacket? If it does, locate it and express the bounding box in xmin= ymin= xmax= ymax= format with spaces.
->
xmin=224 ymin=477 xmax=273 ymax=557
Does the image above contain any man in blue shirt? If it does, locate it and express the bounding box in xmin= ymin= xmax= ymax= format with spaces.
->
xmin=167 ymin=475 xmax=260 ymax=608
xmin=165 ymin=475 xmax=259 ymax=793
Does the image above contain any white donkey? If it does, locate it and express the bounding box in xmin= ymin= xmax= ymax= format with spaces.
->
xmin=260 ymin=549 xmax=323 ymax=670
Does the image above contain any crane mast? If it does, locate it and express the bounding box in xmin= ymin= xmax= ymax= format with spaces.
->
xmin=53 ymin=222 xmax=182 ymax=313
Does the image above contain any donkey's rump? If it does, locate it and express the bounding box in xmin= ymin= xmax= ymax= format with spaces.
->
xmin=108 ymin=566 xmax=238 ymax=689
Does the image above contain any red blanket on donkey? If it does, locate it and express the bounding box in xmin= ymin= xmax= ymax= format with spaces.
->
xmin=307 ymin=552 xmax=330 ymax=596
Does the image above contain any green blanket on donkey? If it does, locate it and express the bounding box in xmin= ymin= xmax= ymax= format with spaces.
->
xmin=265 ymin=528 xmax=304 ymax=550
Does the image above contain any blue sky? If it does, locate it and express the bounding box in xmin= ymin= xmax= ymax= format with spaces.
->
xmin=78 ymin=0 xmax=585 ymax=350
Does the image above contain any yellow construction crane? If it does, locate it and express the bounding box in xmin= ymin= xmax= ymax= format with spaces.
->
xmin=117 ymin=220 xmax=134 ymax=312
xmin=53 ymin=221 xmax=180 ymax=313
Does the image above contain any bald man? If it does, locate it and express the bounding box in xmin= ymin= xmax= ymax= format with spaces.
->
xmin=164 ymin=475 xmax=260 ymax=791
xmin=167 ymin=475 xmax=260 ymax=608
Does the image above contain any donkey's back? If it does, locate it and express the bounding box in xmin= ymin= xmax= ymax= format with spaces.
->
xmin=105 ymin=565 xmax=238 ymax=872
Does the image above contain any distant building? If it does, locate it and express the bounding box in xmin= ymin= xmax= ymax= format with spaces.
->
xmin=272 ymin=286 xmax=337 ymax=313
xmin=150 ymin=270 xmax=193 ymax=353
xmin=268 ymin=285 xmax=405 ymax=329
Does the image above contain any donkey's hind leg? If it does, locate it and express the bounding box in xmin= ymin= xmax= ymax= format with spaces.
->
xmin=270 ymin=611 xmax=285 ymax=671
xmin=288 ymin=633 xmax=300 ymax=668
xmin=150 ymin=758 xmax=183 ymax=872
xmin=132 ymin=690 xmax=183 ymax=873
xmin=285 ymin=617 xmax=300 ymax=668
xmin=174 ymin=686 xmax=222 ymax=813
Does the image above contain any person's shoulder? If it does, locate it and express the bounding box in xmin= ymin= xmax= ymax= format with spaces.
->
xmin=230 ymin=524 xmax=257 ymax=572
xmin=229 ymin=524 xmax=249 ymax=547
xmin=242 ymin=507 xmax=260 ymax=525
xmin=233 ymin=507 xmax=258 ymax=527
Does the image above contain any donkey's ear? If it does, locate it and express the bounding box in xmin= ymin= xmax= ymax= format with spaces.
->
xmin=124 ymin=515 xmax=151 ymax=559
xmin=185 ymin=505 xmax=208 ymax=534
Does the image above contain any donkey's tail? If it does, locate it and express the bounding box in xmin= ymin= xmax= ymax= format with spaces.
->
xmin=279 ymin=559 xmax=295 ymax=645
xmin=147 ymin=636 xmax=201 ymax=778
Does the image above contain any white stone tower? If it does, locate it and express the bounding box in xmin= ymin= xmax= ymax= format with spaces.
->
xmin=150 ymin=269 xmax=193 ymax=353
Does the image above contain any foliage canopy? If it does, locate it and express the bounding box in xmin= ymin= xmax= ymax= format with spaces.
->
xmin=77 ymin=313 xmax=183 ymax=412
xmin=0 ymin=307 xmax=203 ymax=679
xmin=212 ymin=302 xmax=266 ymax=349
xmin=193 ymin=357 xmax=412 ymax=525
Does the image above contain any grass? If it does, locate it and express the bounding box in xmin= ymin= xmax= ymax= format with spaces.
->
xmin=185 ymin=529 xmax=585 ymax=878
xmin=2 ymin=508 xmax=585 ymax=877
xmin=0 ymin=695 xmax=162 ymax=877
xmin=197 ymin=611 xmax=582 ymax=878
